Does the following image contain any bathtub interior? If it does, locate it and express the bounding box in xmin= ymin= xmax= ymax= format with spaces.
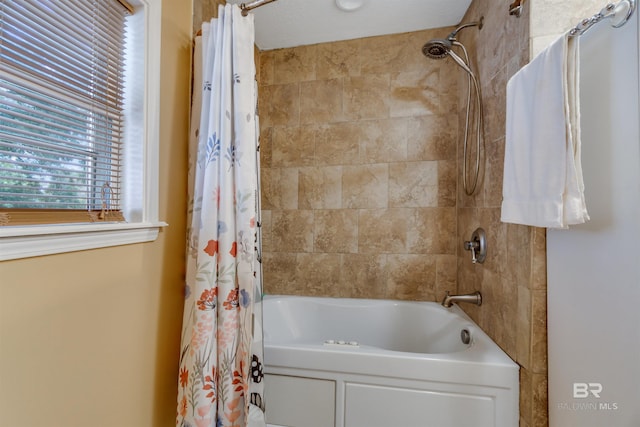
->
xmin=263 ymin=296 xmax=474 ymax=354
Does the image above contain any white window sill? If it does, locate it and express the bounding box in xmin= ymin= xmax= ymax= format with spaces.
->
xmin=0 ymin=221 xmax=168 ymax=261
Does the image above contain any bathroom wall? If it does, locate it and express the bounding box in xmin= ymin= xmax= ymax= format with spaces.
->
xmin=0 ymin=0 xmax=193 ymax=425
xmin=257 ymin=29 xmax=460 ymax=301
xmin=530 ymin=0 xmax=603 ymax=56
xmin=453 ymin=1 xmax=545 ymax=426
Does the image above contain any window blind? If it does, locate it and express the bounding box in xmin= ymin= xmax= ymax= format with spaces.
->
xmin=0 ymin=0 xmax=129 ymax=225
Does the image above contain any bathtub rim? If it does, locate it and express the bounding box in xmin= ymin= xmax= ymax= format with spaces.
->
xmin=262 ymin=294 xmax=519 ymax=388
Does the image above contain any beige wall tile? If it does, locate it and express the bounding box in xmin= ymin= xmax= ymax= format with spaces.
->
xmin=517 ymin=285 xmax=532 ymax=369
xmin=532 ymin=227 xmax=547 ymax=290
xmin=259 ymin=126 xmax=273 ymax=168
xmin=437 ymin=159 xmax=457 ymax=207
xmin=314 ymin=123 xmax=361 ymax=165
xmin=386 ymin=254 xmax=437 ymax=300
xmin=259 ymin=83 xmax=300 ymax=127
xmin=314 ymin=209 xmax=358 ymax=253
xmin=407 ymin=207 xmax=456 ymax=254
xmin=360 ymin=31 xmax=435 ymax=75
xmin=390 ymin=69 xmax=444 ymax=117
xmin=262 ymin=252 xmax=299 ymax=294
xmin=341 ymin=254 xmax=388 ymax=298
xmin=360 ymin=118 xmax=408 ymax=163
xmin=532 ymin=373 xmax=549 ymax=427
xmin=389 ymin=161 xmax=438 ymax=207
xmin=298 ymin=166 xmax=342 ymax=209
xmin=507 ymin=223 xmax=532 ymax=287
xmin=273 ymin=45 xmax=317 ymax=84
xmin=300 ymin=78 xmax=344 ymax=124
xmin=295 ymin=253 xmax=343 ymax=296
xmin=342 ymin=164 xmax=389 ymax=208
xmin=520 ymin=367 xmax=533 ymax=425
xmin=261 ymin=167 xmax=298 ymax=210
xmin=344 ymin=74 xmax=391 ymax=121
xmin=531 ymin=290 xmax=548 ymax=374
xmin=316 ymin=39 xmax=362 ymax=80
xmin=406 ymin=114 xmax=457 ymax=161
xmin=483 ymin=65 xmax=508 ymax=144
xmin=272 ymin=126 xmax=315 ymax=167
xmin=271 ymin=210 xmax=314 ymax=252
xmin=358 ymin=208 xmax=409 ymax=253
xmin=435 ymin=255 xmax=457 ymax=301
xmin=483 ymin=136 xmax=506 ymax=208
xmin=258 ymin=50 xmax=276 ymax=87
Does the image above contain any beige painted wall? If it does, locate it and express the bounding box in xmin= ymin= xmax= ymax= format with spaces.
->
xmin=0 ymin=0 xmax=192 ymax=425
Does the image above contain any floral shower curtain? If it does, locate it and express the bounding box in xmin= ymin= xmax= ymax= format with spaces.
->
xmin=177 ymin=5 xmax=265 ymax=427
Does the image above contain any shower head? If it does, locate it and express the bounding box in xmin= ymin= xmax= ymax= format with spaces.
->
xmin=421 ymin=39 xmax=473 ymax=76
xmin=422 ymin=38 xmax=453 ymax=59
xmin=422 ymin=17 xmax=483 ymax=75
xmin=421 ymin=16 xmax=484 ymax=60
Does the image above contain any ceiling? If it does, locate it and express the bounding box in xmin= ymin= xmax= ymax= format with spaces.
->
xmin=226 ymin=0 xmax=473 ymax=50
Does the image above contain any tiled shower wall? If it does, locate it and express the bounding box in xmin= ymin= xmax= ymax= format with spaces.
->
xmin=453 ymin=1 xmax=547 ymax=426
xmin=257 ymin=30 xmax=461 ymax=300
xmin=255 ymin=5 xmax=545 ymax=427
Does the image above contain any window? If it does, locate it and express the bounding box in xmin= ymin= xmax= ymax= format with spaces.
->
xmin=0 ymin=0 xmax=165 ymax=260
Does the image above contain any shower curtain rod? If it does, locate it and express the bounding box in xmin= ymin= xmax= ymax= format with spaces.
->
xmin=568 ymin=0 xmax=636 ymax=37
xmin=240 ymin=0 xmax=278 ymax=16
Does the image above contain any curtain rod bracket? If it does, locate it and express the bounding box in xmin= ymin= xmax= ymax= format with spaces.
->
xmin=240 ymin=0 xmax=278 ymax=16
xmin=509 ymin=0 xmax=525 ymax=18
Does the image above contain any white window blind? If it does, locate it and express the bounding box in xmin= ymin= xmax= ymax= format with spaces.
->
xmin=0 ymin=0 xmax=129 ymax=225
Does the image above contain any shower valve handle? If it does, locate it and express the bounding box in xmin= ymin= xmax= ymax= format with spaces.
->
xmin=464 ymin=240 xmax=480 ymax=263
xmin=464 ymin=228 xmax=487 ymax=264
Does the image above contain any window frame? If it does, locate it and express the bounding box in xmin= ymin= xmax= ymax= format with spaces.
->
xmin=0 ymin=0 xmax=166 ymax=261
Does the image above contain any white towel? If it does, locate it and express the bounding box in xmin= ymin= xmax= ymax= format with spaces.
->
xmin=501 ymin=33 xmax=589 ymax=228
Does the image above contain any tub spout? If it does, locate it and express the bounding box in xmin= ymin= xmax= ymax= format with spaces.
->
xmin=441 ymin=291 xmax=482 ymax=308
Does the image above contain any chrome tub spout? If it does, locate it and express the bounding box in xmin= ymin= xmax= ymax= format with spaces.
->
xmin=441 ymin=291 xmax=482 ymax=308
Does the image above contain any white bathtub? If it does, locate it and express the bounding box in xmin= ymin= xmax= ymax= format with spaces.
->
xmin=263 ymin=295 xmax=519 ymax=427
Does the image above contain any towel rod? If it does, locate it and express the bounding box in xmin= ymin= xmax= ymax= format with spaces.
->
xmin=569 ymin=0 xmax=636 ymax=37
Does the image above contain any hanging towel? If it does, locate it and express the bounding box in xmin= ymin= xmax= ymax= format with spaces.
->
xmin=501 ymin=32 xmax=589 ymax=228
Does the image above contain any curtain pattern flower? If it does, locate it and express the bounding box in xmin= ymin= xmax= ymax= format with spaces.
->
xmin=178 ymin=5 xmax=265 ymax=427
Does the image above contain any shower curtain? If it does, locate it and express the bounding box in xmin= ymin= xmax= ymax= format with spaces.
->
xmin=177 ymin=5 xmax=265 ymax=427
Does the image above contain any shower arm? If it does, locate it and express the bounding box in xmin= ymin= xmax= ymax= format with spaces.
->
xmin=448 ymin=17 xmax=484 ymax=40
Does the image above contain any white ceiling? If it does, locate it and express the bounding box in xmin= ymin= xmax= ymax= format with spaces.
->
xmin=227 ymin=0 xmax=473 ymax=50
